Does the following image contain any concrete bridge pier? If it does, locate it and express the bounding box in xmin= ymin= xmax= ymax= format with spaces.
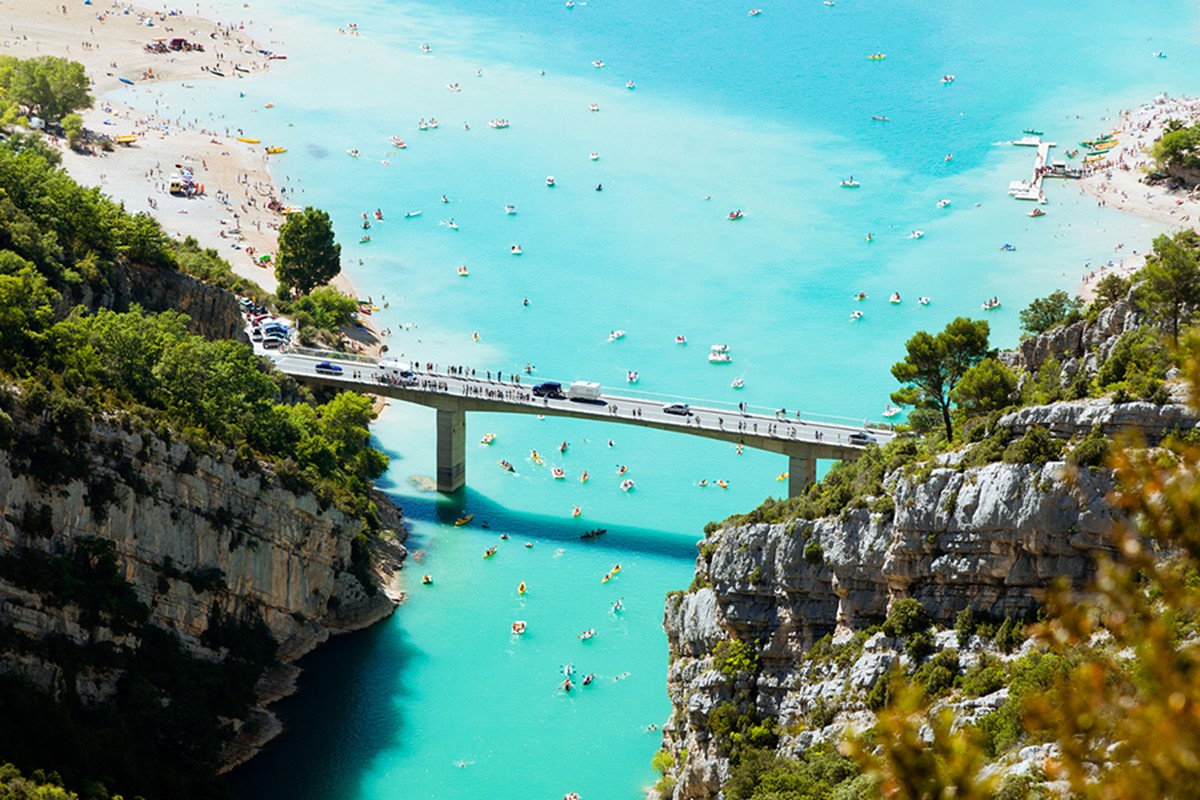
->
xmin=436 ymin=409 xmax=466 ymax=493
xmin=788 ymin=454 xmax=818 ymax=499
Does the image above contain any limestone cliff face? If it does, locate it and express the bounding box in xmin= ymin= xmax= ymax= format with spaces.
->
xmin=0 ymin=408 xmax=405 ymax=765
xmin=60 ymin=263 xmax=248 ymax=342
xmin=657 ymin=400 xmax=1170 ymax=799
xmin=998 ymin=298 xmax=1141 ymax=384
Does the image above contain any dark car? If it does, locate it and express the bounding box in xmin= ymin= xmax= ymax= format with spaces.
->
xmin=533 ymin=381 xmax=565 ymax=398
xmin=848 ymin=431 xmax=877 ymax=445
xmin=663 ymin=403 xmax=692 ymax=416
xmin=315 ymin=361 xmax=344 ymax=375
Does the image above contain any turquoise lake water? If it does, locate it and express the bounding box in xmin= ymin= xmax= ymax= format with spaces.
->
xmin=126 ymin=0 xmax=1200 ymax=796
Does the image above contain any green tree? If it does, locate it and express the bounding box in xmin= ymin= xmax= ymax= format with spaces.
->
xmin=0 ymin=251 xmax=58 ymax=362
xmin=951 ymin=357 xmax=1017 ymax=417
xmin=290 ymin=284 xmax=358 ymax=331
xmin=1151 ymin=120 xmax=1200 ymax=175
xmin=1139 ymin=230 xmax=1200 ymax=345
xmin=1019 ymin=289 xmax=1082 ymax=336
xmin=891 ymin=317 xmax=990 ymax=440
xmin=1091 ymin=272 xmax=1131 ymax=311
xmin=5 ymin=56 xmax=92 ymax=122
xmin=275 ymin=206 xmax=341 ymax=296
xmin=60 ymin=113 xmax=84 ymax=150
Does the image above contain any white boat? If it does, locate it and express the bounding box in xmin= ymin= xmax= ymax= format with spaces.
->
xmin=620 ymin=479 xmax=635 ymax=492
xmin=346 ymin=149 xmax=360 ymax=157
xmin=592 ymin=60 xmax=605 ymax=68
xmin=982 ymin=298 xmax=1002 ymax=311
xmin=936 ymin=199 xmax=951 ymax=208
xmin=456 ymin=265 xmax=469 ymax=276
xmin=552 ymin=468 xmax=565 ymax=479
xmin=748 ymin=8 xmax=762 ymax=16
xmin=909 ymin=230 xmax=925 ymax=239
xmin=404 ymin=210 xmax=422 ymax=218
xmin=941 ymin=74 xmax=954 ymax=84
xmin=420 ymin=43 xmax=432 ymax=53
xmin=840 ymin=178 xmax=860 ymax=188
xmin=626 ymin=370 xmax=638 ymax=383
xmin=850 ymin=310 xmax=863 ymax=321
xmin=546 ymin=176 xmax=556 ymax=187
xmin=447 ymin=82 xmax=461 ymax=92
xmin=609 ymin=330 xmax=626 ymax=341
xmin=674 ymin=335 xmax=687 ymax=345
xmin=390 ymin=137 xmax=407 ymax=148
xmin=731 ymin=377 xmax=745 ymax=389
xmin=708 ymin=351 xmax=732 ymax=363
xmin=889 ymin=292 xmax=901 ymax=304
xmin=883 ymin=404 xmax=901 ymax=418
xmin=511 ymin=245 xmax=522 ymax=255
xmin=710 ymin=344 xmax=729 ymax=353
xmin=589 ymin=152 xmax=600 ymax=160
xmin=481 ymin=433 xmax=496 ymax=444
xmin=626 ymin=80 xmax=635 ymax=89
xmin=918 ymin=296 xmax=931 ymax=305
xmin=488 ymin=119 xmax=510 ymax=129
xmin=589 ymin=103 xmax=600 ymax=112
xmin=428 ymin=119 xmax=440 ymax=129
xmin=505 ymin=205 xmax=517 ymax=214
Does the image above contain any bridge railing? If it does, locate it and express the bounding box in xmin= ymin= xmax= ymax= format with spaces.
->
xmin=277 ymin=348 xmax=900 ymax=433
xmin=282 ymin=344 xmax=380 ymax=365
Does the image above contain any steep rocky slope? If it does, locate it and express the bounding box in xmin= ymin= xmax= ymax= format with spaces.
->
xmin=0 ymin=402 xmax=405 ymax=772
xmin=657 ymin=397 xmax=1196 ymax=798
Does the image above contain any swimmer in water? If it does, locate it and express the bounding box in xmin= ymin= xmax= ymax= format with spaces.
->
xmin=523 ymin=297 xmax=530 ymax=306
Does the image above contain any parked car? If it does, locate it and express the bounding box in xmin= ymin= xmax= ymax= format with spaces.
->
xmin=315 ymin=361 xmax=343 ymax=375
xmin=261 ymin=337 xmax=284 ymax=350
xmin=848 ymin=431 xmax=877 ymax=445
xmin=663 ymin=403 xmax=692 ymax=416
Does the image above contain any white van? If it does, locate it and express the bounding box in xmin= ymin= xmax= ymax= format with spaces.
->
xmin=567 ymin=381 xmax=602 ymax=401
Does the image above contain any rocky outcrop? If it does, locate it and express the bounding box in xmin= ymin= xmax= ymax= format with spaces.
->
xmin=0 ymin=407 xmax=405 ymax=768
xmin=60 ymin=263 xmax=248 ymax=342
xmin=998 ymin=298 xmax=1141 ymax=384
xmin=660 ymin=455 xmax=1122 ymax=798
xmin=999 ymin=396 xmax=1200 ymax=443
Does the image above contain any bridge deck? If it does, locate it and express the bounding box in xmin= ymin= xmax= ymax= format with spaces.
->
xmin=272 ymin=350 xmax=897 ymax=496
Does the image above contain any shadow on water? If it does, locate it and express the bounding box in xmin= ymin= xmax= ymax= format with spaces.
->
xmin=226 ymin=620 xmax=418 ymax=800
xmin=392 ymin=484 xmax=701 ymax=561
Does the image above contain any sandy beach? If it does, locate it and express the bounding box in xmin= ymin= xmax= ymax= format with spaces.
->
xmin=1 ymin=0 xmax=383 ymax=355
xmin=1075 ymin=95 xmax=1200 ymax=299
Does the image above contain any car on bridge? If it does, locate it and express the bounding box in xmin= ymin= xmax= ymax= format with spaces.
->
xmin=848 ymin=431 xmax=877 ymax=445
xmin=663 ymin=403 xmax=692 ymax=416
xmin=315 ymin=361 xmax=344 ymax=375
xmin=533 ymin=381 xmax=565 ymax=399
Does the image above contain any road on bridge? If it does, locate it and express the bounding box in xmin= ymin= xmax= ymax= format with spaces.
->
xmin=270 ymin=350 xmax=897 ymax=454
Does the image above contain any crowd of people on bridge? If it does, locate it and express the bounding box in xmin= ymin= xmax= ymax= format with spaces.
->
xmin=358 ymin=360 xmax=856 ymax=445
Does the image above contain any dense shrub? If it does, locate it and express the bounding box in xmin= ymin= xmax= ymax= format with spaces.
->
xmin=1002 ymin=425 xmax=1062 ymax=466
xmin=959 ymin=653 xmax=1007 ymax=698
xmin=726 ymin=745 xmax=861 ymax=800
xmin=714 ymin=639 xmax=759 ymax=678
xmin=882 ymin=598 xmax=931 ymax=638
xmin=913 ymin=649 xmax=959 ymax=697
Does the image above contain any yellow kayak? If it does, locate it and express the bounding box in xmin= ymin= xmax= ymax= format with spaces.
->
xmin=114 ymin=134 xmax=138 ymax=144
xmin=518 ymin=581 xmax=526 ymax=595
xmin=236 ymin=136 xmax=261 ymax=144
xmin=265 ymin=146 xmax=287 ymax=154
